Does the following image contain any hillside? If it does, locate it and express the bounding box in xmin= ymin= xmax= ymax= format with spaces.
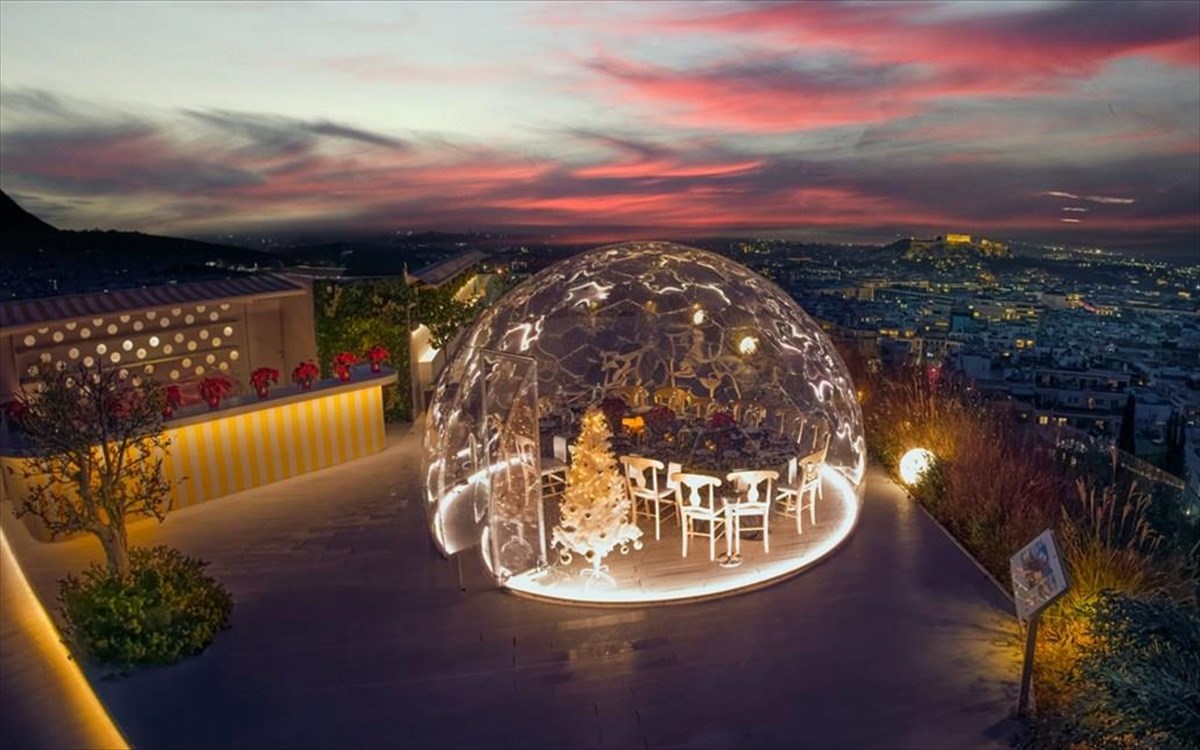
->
xmin=0 ymin=191 xmax=282 ymax=301
xmin=885 ymin=235 xmax=1011 ymax=259
xmin=0 ymin=191 xmax=58 ymax=234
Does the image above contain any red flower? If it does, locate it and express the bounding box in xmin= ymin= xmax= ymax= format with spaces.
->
xmin=250 ymin=367 xmax=280 ymax=390
xmin=199 ymin=376 xmax=233 ymax=403
xmin=707 ymin=410 xmax=736 ymax=431
xmin=598 ymin=396 xmax=628 ymax=432
xmin=365 ymin=345 xmax=390 ymax=365
xmin=104 ymin=390 xmax=139 ymax=420
xmin=1 ymin=399 xmax=28 ymax=427
xmin=332 ymin=351 xmax=360 ymax=381
xmin=332 ymin=351 xmax=360 ymax=368
xmin=645 ymin=405 xmax=677 ymax=433
xmin=165 ymin=385 xmax=183 ymax=408
xmin=292 ymin=360 xmax=320 ymax=386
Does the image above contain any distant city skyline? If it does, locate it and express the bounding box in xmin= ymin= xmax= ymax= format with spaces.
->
xmin=1 ymin=0 xmax=1197 ymax=256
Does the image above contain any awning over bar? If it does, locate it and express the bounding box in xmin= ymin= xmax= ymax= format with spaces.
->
xmin=0 ymin=274 xmax=307 ymax=333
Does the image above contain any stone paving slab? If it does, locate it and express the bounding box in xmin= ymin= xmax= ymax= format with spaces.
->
xmin=2 ymin=425 xmax=1023 ymax=749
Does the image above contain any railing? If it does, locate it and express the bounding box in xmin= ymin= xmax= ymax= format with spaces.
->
xmin=1044 ymin=432 xmax=1198 ymax=524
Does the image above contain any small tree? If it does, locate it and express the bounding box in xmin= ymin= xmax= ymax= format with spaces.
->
xmin=414 ymin=286 xmax=480 ymax=350
xmin=551 ymin=408 xmax=642 ymax=581
xmin=8 ymin=361 xmax=172 ymax=577
xmin=1118 ymin=393 xmax=1137 ymax=455
xmin=1163 ymin=411 xmax=1187 ymax=479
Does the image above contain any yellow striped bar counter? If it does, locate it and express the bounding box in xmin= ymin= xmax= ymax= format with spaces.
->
xmin=1 ymin=367 xmax=396 ymax=540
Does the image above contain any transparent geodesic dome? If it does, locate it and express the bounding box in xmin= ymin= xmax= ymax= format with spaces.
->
xmin=424 ymin=241 xmax=866 ymax=602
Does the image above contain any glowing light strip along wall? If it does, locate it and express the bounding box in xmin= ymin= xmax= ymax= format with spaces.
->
xmin=165 ymin=386 xmax=386 ymax=507
xmin=0 ymin=523 xmax=129 ymax=749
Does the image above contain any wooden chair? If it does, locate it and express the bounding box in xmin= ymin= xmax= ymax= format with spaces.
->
xmin=607 ymin=385 xmax=649 ymax=408
xmin=620 ymin=455 xmax=676 ymax=541
xmin=541 ymin=435 xmax=569 ymax=496
xmin=688 ymin=396 xmax=716 ymax=419
xmin=672 ymin=472 xmax=727 ymax=560
xmin=726 ymin=469 xmax=778 ymax=554
xmin=653 ymin=386 xmax=690 ymax=412
xmin=738 ymin=402 xmax=766 ymax=429
xmin=776 ymin=436 xmax=828 ymax=533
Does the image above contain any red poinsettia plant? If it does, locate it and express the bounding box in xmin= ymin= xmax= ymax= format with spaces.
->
xmin=163 ymin=385 xmax=183 ymax=417
xmin=293 ymin=360 xmax=320 ymax=390
xmin=707 ymin=410 xmax=737 ymax=431
xmin=644 ymin=404 xmax=678 ymax=436
xmin=1 ymin=399 xmax=28 ymax=429
xmin=199 ymin=375 xmax=234 ymax=409
xmin=598 ymin=396 xmax=628 ymax=434
xmin=365 ymin=344 xmax=390 ymax=373
xmin=332 ymin=351 xmax=360 ymax=381
xmin=250 ymin=367 xmax=280 ymax=399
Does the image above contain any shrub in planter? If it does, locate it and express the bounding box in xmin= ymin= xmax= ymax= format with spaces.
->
xmin=1030 ymin=592 xmax=1200 ymax=750
xmin=58 ymin=545 xmax=233 ymax=670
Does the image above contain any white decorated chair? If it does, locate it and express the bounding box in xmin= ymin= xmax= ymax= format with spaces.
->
xmin=672 ymin=472 xmax=727 ymax=561
xmin=775 ymin=437 xmax=828 ymax=533
xmin=619 ymin=455 xmax=676 ymax=540
xmin=725 ymin=469 xmax=778 ymax=554
xmin=607 ymin=385 xmax=649 ymax=409
xmin=688 ymin=395 xmax=716 ymax=419
xmin=540 ymin=435 xmax=569 ymax=497
xmin=653 ymin=386 xmax=690 ymax=412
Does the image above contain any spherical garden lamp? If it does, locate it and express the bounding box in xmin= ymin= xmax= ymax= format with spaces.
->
xmin=898 ymin=448 xmax=935 ymax=486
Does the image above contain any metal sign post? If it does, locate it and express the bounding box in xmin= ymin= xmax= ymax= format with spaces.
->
xmin=1009 ymin=529 xmax=1069 ymax=718
xmin=1017 ymin=616 xmax=1040 ymax=716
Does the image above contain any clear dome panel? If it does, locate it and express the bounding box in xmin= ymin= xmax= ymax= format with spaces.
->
xmin=425 ymin=242 xmax=866 ymax=603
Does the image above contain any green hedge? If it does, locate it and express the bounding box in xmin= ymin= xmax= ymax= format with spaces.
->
xmin=314 ymin=277 xmax=414 ymax=422
xmin=58 ymin=545 xmax=233 ymax=671
xmin=1040 ymin=591 xmax=1200 ymax=750
xmin=313 ymin=269 xmax=485 ymax=423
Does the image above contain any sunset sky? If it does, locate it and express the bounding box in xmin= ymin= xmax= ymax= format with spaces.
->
xmin=1 ymin=0 xmax=1197 ymax=255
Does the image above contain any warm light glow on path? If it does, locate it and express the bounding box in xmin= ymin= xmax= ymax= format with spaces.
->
xmin=0 ymin=524 xmax=129 ymax=750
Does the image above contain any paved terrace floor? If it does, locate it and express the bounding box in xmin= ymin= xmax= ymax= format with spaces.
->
xmin=2 ymin=425 xmax=1023 ymax=749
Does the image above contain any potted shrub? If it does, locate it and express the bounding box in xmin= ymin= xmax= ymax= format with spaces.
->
xmin=332 ymin=351 xmax=360 ymax=382
xmin=162 ymin=385 xmax=182 ymax=418
xmin=598 ymin=396 xmax=628 ymax=435
xmin=198 ymin=376 xmax=233 ymax=410
xmin=1 ymin=399 xmax=29 ymax=430
xmin=365 ymin=345 xmax=390 ymax=374
xmin=644 ymin=404 xmax=678 ymax=439
xmin=292 ymin=360 xmax=320 ymax=391
xmin=250 ymin=367 xmax=280 ymax=400
xmin=707 ymin=410 xmax=736 ymax=431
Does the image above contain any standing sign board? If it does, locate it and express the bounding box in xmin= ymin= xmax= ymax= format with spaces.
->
xmin=1010 ymin=529 xmax=1069 ymax=716
xmin=1010 ymin=529 xmax=1069 ymax=621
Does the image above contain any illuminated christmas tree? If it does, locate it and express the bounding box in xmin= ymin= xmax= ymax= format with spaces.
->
xmin=551 ymin=407 xmax=642 ymax=583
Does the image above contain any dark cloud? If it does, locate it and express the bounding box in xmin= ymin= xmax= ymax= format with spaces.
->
xmin=183 ymin=109 xmax=407 ymax=157
xmin=0 ymin=57 xmax=1195 ymax=259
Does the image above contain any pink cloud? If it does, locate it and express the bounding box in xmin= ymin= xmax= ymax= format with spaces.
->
xmin=588 ymin=54 xmax=928 ymax=133
xmin=649 ymin=1 xmax=1200 ymax=77
xmin=575 ymin=2 xmax=1199 ymax=135
xmin=2 ymin=97 xmax=1195 ymax=254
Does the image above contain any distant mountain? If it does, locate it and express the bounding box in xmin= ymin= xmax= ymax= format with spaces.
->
xmin=0 ymin=190 xmax=58 ymax=234
xmin=0 ymin=190 xmax=284 ymax=301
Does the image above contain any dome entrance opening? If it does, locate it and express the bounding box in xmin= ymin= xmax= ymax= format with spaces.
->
xmin=425 ymin=242 xmax=866 ymax=604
